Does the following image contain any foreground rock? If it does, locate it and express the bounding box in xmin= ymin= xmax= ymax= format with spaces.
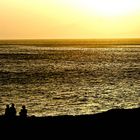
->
xmin=0 ymin=107 xmax=139 ymax=137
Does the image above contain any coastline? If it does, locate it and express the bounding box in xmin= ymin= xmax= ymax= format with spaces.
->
xmin=0 ymin=107 xmax=139 ymax=136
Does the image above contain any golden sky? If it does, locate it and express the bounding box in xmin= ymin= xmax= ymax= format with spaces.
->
xmin=0 ymin=0 xmax=140 ymax=39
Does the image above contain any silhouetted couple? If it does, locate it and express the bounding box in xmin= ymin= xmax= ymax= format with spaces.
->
xmin=5 ymin=103 xmax=16 ymax=118
xmin=5 ymin=103 xmax=27 ymax=118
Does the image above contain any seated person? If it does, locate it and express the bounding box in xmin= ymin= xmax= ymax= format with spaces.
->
xmin=19 ymin=105 xmax=27 ymax=118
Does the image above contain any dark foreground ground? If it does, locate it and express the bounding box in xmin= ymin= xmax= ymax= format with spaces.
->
xmin=0 ymin=107 xmax=139 ymax=138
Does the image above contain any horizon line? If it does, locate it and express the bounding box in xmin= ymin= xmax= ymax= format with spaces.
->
xmin=1 ymin=37 xmax=140 ymax=40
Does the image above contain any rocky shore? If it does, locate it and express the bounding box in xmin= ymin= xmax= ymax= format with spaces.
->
xmin=0 ymin=107 xmax=139 ymax=137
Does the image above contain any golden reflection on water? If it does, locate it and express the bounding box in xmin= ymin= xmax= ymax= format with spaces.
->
xmin=0 ymin=45 xmax=139 ymax=116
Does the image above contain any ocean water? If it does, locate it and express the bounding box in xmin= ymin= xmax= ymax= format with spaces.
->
xmin=0 ymin=40 xmax=140 ymax=116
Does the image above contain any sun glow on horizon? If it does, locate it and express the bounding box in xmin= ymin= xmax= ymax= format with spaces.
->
xmin=70 ymin=0 xmax=140 ymax=17
xmin=0 ymin=0 xmax=140 ymax=39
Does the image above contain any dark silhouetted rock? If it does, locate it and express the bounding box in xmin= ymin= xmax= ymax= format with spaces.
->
xmin=0 ymin=107 xmax=139 ymax=138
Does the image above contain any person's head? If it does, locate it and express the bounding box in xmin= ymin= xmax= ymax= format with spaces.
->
xmin=6 ymin=104 xmax=9 ymax=108
xmin=22 ymin=105 xmax=26 ymax=109
xmin=11 ymin=103 xmax=15 ymax=107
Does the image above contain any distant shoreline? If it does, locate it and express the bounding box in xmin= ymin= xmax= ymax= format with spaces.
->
xmin=0 ymin=38 xmax=140 ymax=46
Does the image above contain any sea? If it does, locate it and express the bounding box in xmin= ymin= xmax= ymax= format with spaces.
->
xmin=0 ymin=39 xmax=139 ymax=116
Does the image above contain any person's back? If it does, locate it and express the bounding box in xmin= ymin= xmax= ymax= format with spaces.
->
xmin=19 ymin=105 xmax=27 ymax=118
xmin=9 ymin=103 xmax=17 ymax=118
xmin=4 ymin=104 xmax=10 ymax=117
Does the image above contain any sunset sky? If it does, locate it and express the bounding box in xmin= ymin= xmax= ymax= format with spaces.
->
xmin=0 ymin=0 xmax=140 ymax=39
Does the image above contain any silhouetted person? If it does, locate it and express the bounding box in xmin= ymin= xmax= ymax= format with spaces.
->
xmin=4 ymin=104 xmax=10 ymax=117
xmin=9 ymin=103 xmax=17 ymax=118
xmin=19 ymin=105 xmax=27 ymax=118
